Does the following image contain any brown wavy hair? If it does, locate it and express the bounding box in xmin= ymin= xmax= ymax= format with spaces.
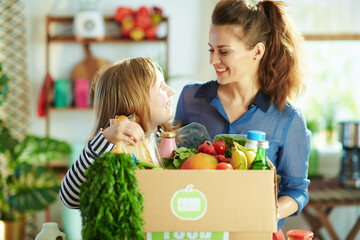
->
xmin=212 ymin=0 xmax=305 ymax=110
xmin=90 ymin=57 xmax=160 ymax=137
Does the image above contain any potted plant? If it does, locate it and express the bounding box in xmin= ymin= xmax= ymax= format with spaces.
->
xmin=0 ymin=62 xmax=71 ymax=239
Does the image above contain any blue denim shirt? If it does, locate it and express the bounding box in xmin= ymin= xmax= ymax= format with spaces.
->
xmin=175 ymin=80 xmax=311 ymax=229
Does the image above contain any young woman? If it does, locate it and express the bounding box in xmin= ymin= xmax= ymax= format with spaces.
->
xmin=175 ymin=0 xmax=310 ymax=239
xmin=60 ymin=57 xmax=175 ymax=209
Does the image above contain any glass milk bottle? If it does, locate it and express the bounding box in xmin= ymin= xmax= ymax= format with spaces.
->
xmin=35 ymin=222 xmax=67 ymax=240
xmin=159 ymin=132 xmax=177 ymax=159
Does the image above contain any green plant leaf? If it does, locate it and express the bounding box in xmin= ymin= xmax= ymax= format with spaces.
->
xmin=0 ymin=62 xmax=9 ymax=107
xmin=14 ymin=135 xmax=71 ymax=163
xmin=0 ymin=119 xmax=18 ymax=156
xmin=6 ymin=162 xmax=60 ymax=213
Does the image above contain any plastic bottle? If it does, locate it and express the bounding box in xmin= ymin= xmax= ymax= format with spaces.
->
xmin=35 ymin=222 xmax=67 ymax=240
xmin=286 ymin=229 xmax=314 ymax=240
xmin=249 ymin=140 xmax=270 ymax=170
xmin=159 ymin=131 xmax=177 ymax=159
xmin=244 ymin=130 xmax=266 ymax=150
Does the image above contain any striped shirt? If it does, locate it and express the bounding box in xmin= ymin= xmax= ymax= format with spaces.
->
xmin=60 ymin=130 xmax=115 ymax=209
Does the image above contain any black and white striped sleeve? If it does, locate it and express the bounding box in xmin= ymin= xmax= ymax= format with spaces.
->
xmin=59 ymin=129 xmax=115 ymax=209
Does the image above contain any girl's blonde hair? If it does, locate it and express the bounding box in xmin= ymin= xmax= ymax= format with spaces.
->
xmin=90 ymin=57 xmax=161 ymax=137
xmin=212 ymin=0 xmax=305 ymax=110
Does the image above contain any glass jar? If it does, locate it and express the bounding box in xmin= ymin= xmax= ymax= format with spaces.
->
xmin=159 ymin=131 xmax=177 ymax=159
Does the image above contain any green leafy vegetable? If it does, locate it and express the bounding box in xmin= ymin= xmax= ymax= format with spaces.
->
xmin=162 ymin=147 xmax=198 ymax=169
xmin=214 ymin=135 xmax=246 ymax=158
xmin=136 ymin=160 xmax=163 ymax=170
xmin=80 ymin=152 xmax=145 ymax=240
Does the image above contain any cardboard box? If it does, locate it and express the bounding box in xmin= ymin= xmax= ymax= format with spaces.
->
xmin=136 ymin=169 xmax=277 ymax=240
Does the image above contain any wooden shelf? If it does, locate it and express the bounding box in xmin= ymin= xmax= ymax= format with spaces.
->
xmin=46 ymin=15 xmax=169 ymax=44
xmin=48 ymin=35 xmax=168 ymax=43
xmin=49 ymin=107 xmax=93 ymax=112
xmin=48 ymin=15 xmax=116 ymax=22
xmin=304 ymin=34 xmax=360 ymax=41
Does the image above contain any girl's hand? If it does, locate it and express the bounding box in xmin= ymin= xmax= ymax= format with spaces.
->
xmin=102 ymin=119 xmax=145 ymax=145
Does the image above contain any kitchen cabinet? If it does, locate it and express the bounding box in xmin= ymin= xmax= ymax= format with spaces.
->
xmin=44 ymin=15 xmax=169 ymax=135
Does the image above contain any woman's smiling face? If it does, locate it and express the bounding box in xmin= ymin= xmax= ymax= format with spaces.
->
xmin=209 ymin=24 xmax=257 ymax=85
xmin=148 ymin=68 xmax=175 ymax=131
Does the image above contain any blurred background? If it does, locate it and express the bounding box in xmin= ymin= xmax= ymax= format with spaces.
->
xmin=1 ymin=0 xmax=360 ymax=239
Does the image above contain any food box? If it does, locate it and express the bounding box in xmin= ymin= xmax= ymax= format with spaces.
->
xmin=135 ymin=168 xmax=277 ymax=240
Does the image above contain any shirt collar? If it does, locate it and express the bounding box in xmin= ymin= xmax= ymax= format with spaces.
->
xmin=194 ymin=80 xmax=219 ymax=103
xmin=194 ymin=80 xmax=270 ymax=113
xmin=250 ymin=91 xmax=270 ymax=113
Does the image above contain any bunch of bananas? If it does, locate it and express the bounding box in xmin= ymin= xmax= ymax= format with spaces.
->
xmin=230 ymin=142 xmax=256 ymax=170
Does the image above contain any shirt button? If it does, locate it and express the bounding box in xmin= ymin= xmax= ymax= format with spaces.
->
xmin=249 ymin=104 xmax=255 ymax=109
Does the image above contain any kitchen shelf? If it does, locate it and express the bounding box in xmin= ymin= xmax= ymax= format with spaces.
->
xmin=49 ymin=107 xmax=93 ymax=112
xmin=45 ymin=15 xmax=169 ymax=135
xmin=47 ymin=15 xmax=169 ymax=44
xmin=48 ymin=36 xmax=168 ymax=43
xmin=304 ymin=34 xmax=360 ymax=41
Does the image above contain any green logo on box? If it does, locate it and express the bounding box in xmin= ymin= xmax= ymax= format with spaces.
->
xmin=147 ymin=232 xmax=229 ymax=240
xmin=170 ymin=184 xmax=207 ymax=220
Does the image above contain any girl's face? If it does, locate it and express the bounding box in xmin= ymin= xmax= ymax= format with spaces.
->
xmin=148 ymin=68 xmax=175 ymax=131
xmin=209 ymin=24 xmax=257 ymax=85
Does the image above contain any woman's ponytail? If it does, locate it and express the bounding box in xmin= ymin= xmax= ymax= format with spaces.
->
xmin=258 ymin=0 xmax=305 ymax=110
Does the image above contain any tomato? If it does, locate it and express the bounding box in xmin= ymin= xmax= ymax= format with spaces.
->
xmin=216 ymin=162 xmax=233 ymax=170
xmin=213 ymin=141 xmax=226 ymax=155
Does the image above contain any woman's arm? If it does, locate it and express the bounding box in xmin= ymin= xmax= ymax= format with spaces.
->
xmin=278 ymin=195 xmax=298 ymax=219
xmin=276 ymin=109 xmax=311 ymax=218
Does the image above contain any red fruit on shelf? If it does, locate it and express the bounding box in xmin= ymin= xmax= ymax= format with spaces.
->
xmin=114 ymin=7 xmax=133 ymax=22
xmin=145 ymin=26 xmax=157 ymax=39
xmin=134 ymin=13 xmax=152 ymax=30
xmin=137 ymin=6 xmax=151 ymax=16
xmin=153 ymin=6 xmax=163 ymax=15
